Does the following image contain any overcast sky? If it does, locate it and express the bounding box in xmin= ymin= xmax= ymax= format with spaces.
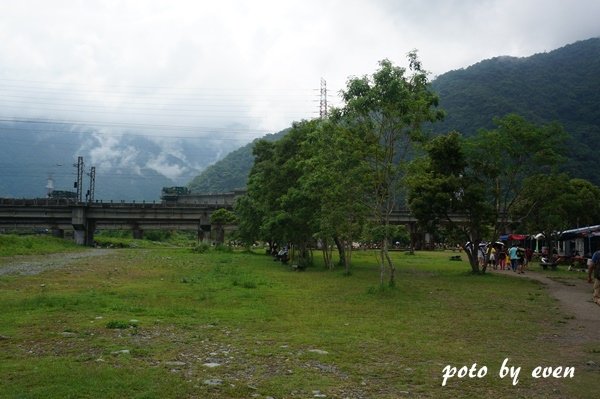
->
xmin=1 ymin=0 xmax=599 ymax=141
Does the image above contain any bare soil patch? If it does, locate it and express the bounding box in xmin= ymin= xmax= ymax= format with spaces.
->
xmin=0 ymin=249 xmax=115 ymax=276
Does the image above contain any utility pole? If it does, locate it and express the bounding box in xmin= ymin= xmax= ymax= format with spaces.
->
xmin=319 ymin=78 xmax=328 ymax=119
xmin=74 ymin=156 xmax=84 ymax=203
xmin=87 ymin=166 xmax=95 ymax=203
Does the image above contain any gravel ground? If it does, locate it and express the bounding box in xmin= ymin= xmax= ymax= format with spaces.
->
xmin=0 ymin=249 xmax=115 ymax=276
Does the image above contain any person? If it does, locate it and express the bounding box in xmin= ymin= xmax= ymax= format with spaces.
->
xmin=498 ymin=247 xmax=507 ymax=270
xmin=488 ymin=246 xmax=498 ymax=270
xmin=508 ymin=243 xmax=519 ymax=272
xmin=525 ymin=247 xmax=533 ymax=265
xmin=587 ymin=249 xmax=600 ymax=306
xmin=477 ymin=244 xmax=486 ymax=269
xmin=517 ymin=246 xmax=526 ymax=274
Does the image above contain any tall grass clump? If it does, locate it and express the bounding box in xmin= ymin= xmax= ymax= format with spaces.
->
xmin=0 ymin=234 xmax=80 ymax=256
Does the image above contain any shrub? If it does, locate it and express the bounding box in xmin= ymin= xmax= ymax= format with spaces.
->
xmin=106 ymin=320 xmax=136 ymax=329
xmin=191 ymin=243 xmax=210 ymax=253
xmin=214 ymin=244 xmax=232 ymax=252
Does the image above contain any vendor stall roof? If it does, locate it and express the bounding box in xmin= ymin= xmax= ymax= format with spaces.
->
xmin=559 ymin=225 xmax=600 ymax=240
xmin=499 ymin=234 xmax=529 ymax=241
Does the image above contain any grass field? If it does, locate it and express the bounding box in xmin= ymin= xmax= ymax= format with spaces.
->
xmin=0 ymin=234 xmax=81 ymax=257
xmin=0 ymin=241 xmax=596 ymax=398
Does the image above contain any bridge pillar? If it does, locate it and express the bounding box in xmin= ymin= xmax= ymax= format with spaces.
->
xmin=85 ymin=220 xmax=96 ymax=246
xmin=74 ymin=230 xmax=85 ymax=245
xmin=199 ymin=225 xmax=211 ymax=243
xmin=51 ymin=228 xmax=64 ymax=238
xmin=72 ymin=206 xmax=95 ymax=246
xmin=132 ymin=228 xmax=144 ymax=240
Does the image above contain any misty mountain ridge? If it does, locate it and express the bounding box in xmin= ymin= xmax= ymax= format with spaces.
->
xmin=0 ymin=120 xmax=248 ymax=200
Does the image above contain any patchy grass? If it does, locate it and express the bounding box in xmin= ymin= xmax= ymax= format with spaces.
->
xmin=0 ymin=248 xmax=595 ymax=398
xmin=0 ymin=234 xmax=81 ymax=257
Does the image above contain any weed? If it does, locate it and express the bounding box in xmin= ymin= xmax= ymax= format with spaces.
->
xmin=106 ymin=320 xmax=137 ymax=329
xmin=191 ymin=243 xmax=210 ymax=253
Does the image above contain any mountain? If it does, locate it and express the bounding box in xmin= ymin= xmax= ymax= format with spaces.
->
xmin=429 ymin=37 xmax=600 ymax=184
xmin=187 ymin=128 xmax=289 ymax=193
xmin=0 ymin=120 xmax=245 ymax=200
xmin=187 ymin=37 xmax=600 ymax=191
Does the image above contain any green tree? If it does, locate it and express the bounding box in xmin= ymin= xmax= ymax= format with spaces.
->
xmin=236 ymin=120 xmax=320 ymax=267
xmin=338 ymin=54 xmax=443 ymax=286
xmin=300 ymin=119 xmax=371 ymax=274
xmin=407 ymin=132 xmax=493 ymax=272
xmin=467 ymin=114 xmax=567 ymax=237
xmin=407 ymin=115 xmax=568 ymax=273
xmin=511 ymin=174 xmax=600 ymax=252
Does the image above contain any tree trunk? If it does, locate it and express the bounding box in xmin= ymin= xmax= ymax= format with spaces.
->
xmin=345 ymin=240 xmax=353 ymax=275
xmin=462 ymin=242 xmax=481 ymax=274
xmin=297 ymin=242 xmax=311 ymax=268
xmin=215 ymin=225 xmax=225 ymax=244
xmin=379 ymin=246 xmax=386 ymax=286
xmin=383 ymin=239 xmax=395 ymax=287
xmin=334 ymin=236 xmax=346 ymax=269
xmin=321 ymin=238 xmax=333 ymax=269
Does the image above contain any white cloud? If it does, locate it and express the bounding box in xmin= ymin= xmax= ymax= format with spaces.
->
xmin=145 ymin=153 xmax=187 ymax=180
xmin=0 ymin=0 xmax=598 ymax=137
xmin=80 ymin=131 xmax=140 ymax=172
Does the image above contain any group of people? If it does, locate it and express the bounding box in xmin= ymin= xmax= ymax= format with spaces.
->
xmin=477 ymin=242 xmax=533 ymax=273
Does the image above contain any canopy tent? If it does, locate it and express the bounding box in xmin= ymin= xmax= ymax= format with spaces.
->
xmin=499 ymin=234 xmax=529 ymax=241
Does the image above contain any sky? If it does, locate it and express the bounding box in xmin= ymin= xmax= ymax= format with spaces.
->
xmin=1 ymin=0 xmax=599 ymax=142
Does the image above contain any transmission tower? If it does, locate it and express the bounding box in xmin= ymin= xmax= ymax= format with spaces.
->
xmin=74 ymin=156 xmax=84 ymax=203
xmin=319 ymin=78 xmax=328 ymax=119
xmin=87 ymin=166 xmax=96 ymax=203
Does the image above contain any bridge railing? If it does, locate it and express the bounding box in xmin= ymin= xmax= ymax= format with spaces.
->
xmin=0 ymin=197 xmax=76 ymax=206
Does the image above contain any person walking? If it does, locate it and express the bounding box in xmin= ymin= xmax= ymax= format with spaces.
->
xmin=498 ymin=247 xmax=507 ymax=270
xmin=587 ymin=249 xmax=600 ymax=306
xmin=508 ymin=243 xmax=519 ymax=272
xmin=489 ymin=246 xmax=497 ymax=269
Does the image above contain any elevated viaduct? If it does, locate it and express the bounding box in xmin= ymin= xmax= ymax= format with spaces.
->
xmin=0 ymin=193 xmax=477 ymax=246
xmin=0 ymin=198 xmax=224 ymax=245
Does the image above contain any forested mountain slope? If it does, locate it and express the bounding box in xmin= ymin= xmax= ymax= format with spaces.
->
xmin=187 ymin=129 xmax=289 ymax=193
xmin=187 ymin=38 xmax=600 ymax=192
xmin=430 ymin=37 xmax=600 ymax=184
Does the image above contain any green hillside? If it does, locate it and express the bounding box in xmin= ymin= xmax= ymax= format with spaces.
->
xmin=430 ymin=37 xmax=600 ymax=184
xmin=188 ymin=37 xmax=600 ymax=192
xmin=188 ymin=129 xmax=289 ymax=193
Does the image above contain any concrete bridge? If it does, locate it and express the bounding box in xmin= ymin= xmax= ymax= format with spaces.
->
xmin=0 ymin=196 xmax=477 ymax=246
xmin=0 ymin=198 xmax=222 ymax=245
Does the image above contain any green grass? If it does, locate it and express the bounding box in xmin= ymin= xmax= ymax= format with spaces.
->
xmin=0 ymin=248 xmax=595 ymax=398
xmin=94 ymin=230 xmax=197 ymax=249
xmin=0 ymin=234 xmax=81 ymax=257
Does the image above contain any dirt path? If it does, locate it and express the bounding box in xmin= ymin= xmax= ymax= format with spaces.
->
xmin=492 ymin=268 xmax=600 ymax=342
xmin=0 ymin=249 xmax=115 ymax=276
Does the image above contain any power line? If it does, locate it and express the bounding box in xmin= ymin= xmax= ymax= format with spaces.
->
xmin=0 ymin=117 xmax=273 ymax=134
xmin=0 ymin=77 xmax=322 ymax=92
xmin=0 ymin=93 xmax=315 ymax=108
xmin=0 ymin=103 xmax=274 ymax=118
